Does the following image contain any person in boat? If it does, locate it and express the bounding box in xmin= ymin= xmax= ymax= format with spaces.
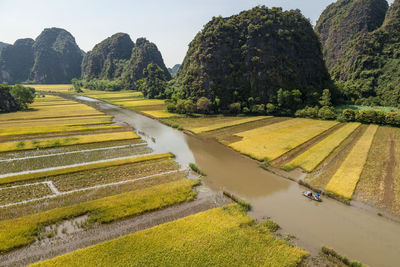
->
xmin=306 ymin=191 xmax=313 ymax=197
xmin=315 ymin=192 xmax=321 ymax=199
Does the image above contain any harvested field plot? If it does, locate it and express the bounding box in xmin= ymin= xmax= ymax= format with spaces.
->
xmin=0 ymin=143 xmax=151 ymax=174
xmin=140 ymin=110 xmax=178 ymax=118
xmin=284 ymin=123 xmax=360 ymax=172
xmin=0 ymin=153 xmax=174 ymax=185
xmin=355 ymin=126 xmax=400 ymax=214
xmin=30 ymin=84 xmax=74 ymax=93
xmin=325 ymin=125 xmax=378 ymax=200
xmin=32 ymin=204 xmax=307 ymax=267
xmin=0 ymin=171 xmax=187 ymax=221
xmin=0 ymin=115 xmax=113 ymax=128
xmin=229 ymin=118 xmax=338 ymax=161
xmin=162 ymin=116 xmax=271 ymax=133
xmin=0 ymin=179 xmax=198 ymax=253
xmin=0 ymin=183 xmax=53 ymax=205
xmin=0 ymin=131 xmax=139 ymax=153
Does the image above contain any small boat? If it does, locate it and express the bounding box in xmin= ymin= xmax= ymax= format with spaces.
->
xmin=302 ymin=191 xmax=322 ymax=202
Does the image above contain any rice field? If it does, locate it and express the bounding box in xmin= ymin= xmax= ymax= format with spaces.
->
xmin=31 ymin=204 xmax=307 ymax=267
xmin=325 ymin=125 xmax=378 ymax=200
xmin=0 ymin=179 xmax=198 ymax=253
xmin=0 ymin=153 xmax=174 ymax=185
xmin=229 ymin=118 xmax=338 ymax=161
xmin=0 ymin=131 xmax=139 ymax=153
xmin=29 ymin=84 xmax=74 ymax=93
xmin=0 ymin=90 xmax=209 ymax=265
xmin=354 ymin=126 xmax=400 ymax=214
xmin=284 ymin=123 xmax=361 ymax=172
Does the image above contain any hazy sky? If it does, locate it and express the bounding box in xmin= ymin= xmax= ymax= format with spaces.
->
xmin=0 ymin=0 xmax=395 ymax=67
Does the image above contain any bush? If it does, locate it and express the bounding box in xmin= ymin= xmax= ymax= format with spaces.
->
xmin=167 ymin=103 xmax=177 ymax=113
xmin=266 ymin=103 xmax=276 ymax=114
xmin=318 ymin=106 xmax=337 ymax=120
xmin=342 ymin=109 xmax=356 ymax=121
xmin=357 ymin=110 xmax=382 ymax=124
xmin=184 ymin=99 xmax=196 ymax=114
xmin=253 ymin=104 xmax=265 ymax=114
xmin=242 ymin=107 xmax=250 ymax=113
xmin=295 ymin=106 xmax=319 ymax=118
xmin=229 ymin=102 xmax=241 ymax=114
xmin=9 ymin=85 xmax=35 ymax=110
xmin=189 ymin=163 xmax=206 ymax=176
xmin=196 ymin=97 xmax=212 ymax=114
xmin=385 ymin=112 xmax=400 ymax=126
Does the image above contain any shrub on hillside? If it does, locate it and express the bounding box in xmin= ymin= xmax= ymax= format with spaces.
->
xmin=341 ymin=109 xmax=356 ymax=122
xmin=318 ymin=106 xmax=337 ymax=120
xmin=229 ymin=102 xmax=241 ymax=114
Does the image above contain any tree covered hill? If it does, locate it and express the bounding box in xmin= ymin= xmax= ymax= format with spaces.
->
xmin=81 ymin=33 xmax=134 ymax=80
xmin=0 ymin=28 xmax=83 ymax=84
xmin=80 ymin=35 xmax=171 ymax=92
xmin=316 ymin=0 xmax=400 ymax=106
xmin=177 ymin=6 xmax=332 ymax=109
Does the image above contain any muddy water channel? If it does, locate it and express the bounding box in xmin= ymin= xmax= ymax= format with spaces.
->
xmin=74 ymin=95 xmax=399 ymax=267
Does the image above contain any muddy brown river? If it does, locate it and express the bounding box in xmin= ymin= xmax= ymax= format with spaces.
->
xmin=75 ymin=95 xmax=399 ymax=267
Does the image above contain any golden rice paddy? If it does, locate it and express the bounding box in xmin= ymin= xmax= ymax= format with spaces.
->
xmin=229 ymin=118 xmax=338 ymax=160
xmin=0 ymin=131 xmax=139 ymax=153
xmin=325 ymin=125 xmax=378 ymax=200
xmin=284 ymin=123 xmax=360 ymax=172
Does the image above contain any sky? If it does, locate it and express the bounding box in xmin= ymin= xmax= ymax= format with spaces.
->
xmin=0 ymin=0 xmax=395 ymax=67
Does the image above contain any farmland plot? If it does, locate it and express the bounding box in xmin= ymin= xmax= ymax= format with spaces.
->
xmin=229 ymin=118 xmax=338 ymax=160
xmin=31 ymin=204 xmax=307 ymax=267
xmin=325 ymin=125 xmax=378 ymax=200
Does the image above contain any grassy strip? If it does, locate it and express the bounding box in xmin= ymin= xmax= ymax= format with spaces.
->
xmin=0 ymin=131 xmax=139 ymax=153
xmin=222 ymin=191 xmax=251 ymax=210
xmin=31 ymin=204 xmax=307 ymax=267
xmin=325 ymin=125 xmax=378 ymax=200
xmin=30 ymin=84 xmax=73 ymax=93
xmin=0 ymin=115 xmax=113 ymax=128
xmin=189 ymin=116 xmax=271 ymax=134
xmin=112 ymin=99 xmax=166 ymax=107
xmin=0 ymin=153 xmax=173 ymax=185
xmin=189 ymin=163 xmax=206 ymax=176
xmin=321 ymin=247 xmax=365 ymax=267
xmin=0 ymin=125 xmax=122 ymax=137
xmin=283 ymin=123 xmax=360 ymax=172
xmin=229 ymin=118 xmax=338 ymax=161
xmin=140 ymin=110 xmax=177 ymax=118
xmin=0 ymin=179 xmax=198 ymax=253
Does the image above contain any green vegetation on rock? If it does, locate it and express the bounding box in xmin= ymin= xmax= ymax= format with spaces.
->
xmin=177 ymin=6 xmax=332 ymax=110
xmin=316 ymin=0 xmax=400 ymax=107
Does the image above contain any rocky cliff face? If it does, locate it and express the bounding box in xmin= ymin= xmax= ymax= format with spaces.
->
xmin=122 ymin=38 xmax=171 ymax=89
xmin=315 ymin=0 xmax=388 ymax=80
xmin=178 ymin=6 xmax=332 ymax=108
xmin=0 ymin=38 xmax=34 ymax=84
xmin=0 ymin=28 xmax=83 ymax=84
xmin=0 ymin=42 xmax=10 ymax=53
xmin=81 ymin=33 xmax=134 ymax=80
xmin=30 ymin=28 xmax=83 ymax=83
xmin=317 ymin=0 xmax=400 ymax=106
